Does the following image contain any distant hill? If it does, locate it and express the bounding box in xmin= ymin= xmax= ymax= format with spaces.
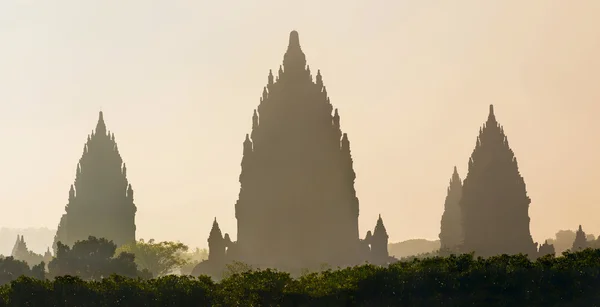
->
xmin=0 ymin=227 xmax=55 ymax=256
xmin=388 ymin=239 xmax=440 ymax=259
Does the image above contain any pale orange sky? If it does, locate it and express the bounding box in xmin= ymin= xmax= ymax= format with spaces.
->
xmin=0 ymin=0 xmax=599 ymax=250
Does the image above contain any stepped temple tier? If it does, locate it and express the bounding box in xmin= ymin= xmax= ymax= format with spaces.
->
xmin=458 ymin=105 xmax=538 ymax=257
xmin=53 ymin=112 xmax=137 ymax=252
xmin=193 ymin=31 xmax=390 ymax=277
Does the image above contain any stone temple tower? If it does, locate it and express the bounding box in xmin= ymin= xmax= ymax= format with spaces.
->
xmin=53 ymin=112 xmax=136 ymax=251
xmin=439 ymin=166 xmax=463 ymax=251
xmin=459 ymin=105 xmax=536 ymax=257
xmin=232 ymin=31 xmax=362 ymax=271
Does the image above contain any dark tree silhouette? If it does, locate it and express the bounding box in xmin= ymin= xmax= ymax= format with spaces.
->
xmin=0 ymin=257 xmax=44 ymax=285
xmin=48 ymin=236 xmax=138 ymax=280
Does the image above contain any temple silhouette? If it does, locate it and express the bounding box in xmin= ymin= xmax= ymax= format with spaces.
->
xmin=11 ymin=235 xmax=52 ymax=268
xmin=193 ymin=31 xmax=390 ymax=277
xmin=538 ymin=240 xmax=555 ymax=257
xmin=53 ymin=112 xmax=137 ymax=252
xmin=457 ymin=105 xmax=538 ymax=257
xmin=439 ymin=166 xmax=463 ymax=252
xmin=571 ymin=225 xmax=588 ymax=252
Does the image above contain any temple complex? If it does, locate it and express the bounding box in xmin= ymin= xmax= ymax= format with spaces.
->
xmin=458 ymin=105 xmax=537 ymax=257
xmin=439 ymin=166 xmax=463 ymax=252
xmin=53 ymin=112 xmax=136 ymax=252
xmin=193 ymin=31 xmax=388 ymax=276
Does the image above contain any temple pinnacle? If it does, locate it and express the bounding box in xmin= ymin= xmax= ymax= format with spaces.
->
xmin=289 ymin=30 xmax=300 ymax=49
xmin=96 ymin=111 xmax=107 ymax=135
xmin=487 ymin=104 xmax=496 ymax=122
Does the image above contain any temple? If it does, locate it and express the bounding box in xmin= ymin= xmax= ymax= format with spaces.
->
xmin=361 ymin=215 xmax=392 ymax=265
xmin=538 ymin=240 xmax=556 ymax=257
xmin=53 ymin=112 xmax=136 ymax=252
xmin=11 ymin=235 xmax=52 ymax=268
xmin=571 ymin=225 xmax=588 ymax=252
xmin=458 ymin=105 xmax=537 ymax=257
xmin=193 ymin=31 xmax=389 ymax=276
xmin=439 ymin=166 xmax=463 ymax=252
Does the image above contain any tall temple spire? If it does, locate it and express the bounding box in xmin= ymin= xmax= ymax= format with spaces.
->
xmin=439 ymin=166 xmax=463 ymax=251
xmin=54 ymin=112 xmax=137 ymax=252
xmin=459 ymin=105 xmax=535 ymax=257
xmin=228 ymin=30 xmax=361 ymax=272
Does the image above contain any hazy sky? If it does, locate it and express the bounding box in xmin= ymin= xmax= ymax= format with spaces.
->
xmin=1 ymin=0 xmax=599 ymax=249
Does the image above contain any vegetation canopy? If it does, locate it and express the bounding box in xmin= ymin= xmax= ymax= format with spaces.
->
xmin=0 ymin=250 xmax=598 ymax=306
xmin=117 ymin=239 xmax=189 ymax=278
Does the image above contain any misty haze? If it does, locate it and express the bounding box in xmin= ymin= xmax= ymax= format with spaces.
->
xmin=0 ymin=1 xmax=600 ymax=305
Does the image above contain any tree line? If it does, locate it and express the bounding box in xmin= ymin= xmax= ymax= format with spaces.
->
xmin=0 ymin=240 xmax=599 ymax=305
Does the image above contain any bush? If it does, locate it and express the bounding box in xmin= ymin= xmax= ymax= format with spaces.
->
xmin=2 ymin=249 xmax=600 ymax=306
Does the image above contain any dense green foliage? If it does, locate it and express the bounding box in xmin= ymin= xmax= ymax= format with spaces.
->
xmin=117 ymin=239 xmax=190 ymax=278
xmin=0 ymin=250 xmax=598 ymax=306
xmin=49 ymin=236 xmax=148 ymax=280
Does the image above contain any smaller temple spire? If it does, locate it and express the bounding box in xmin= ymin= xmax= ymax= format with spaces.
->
xmin=243 ymin=134 xmax=253 ymax=155
xmin=572 ymin=225 xmax=588 ymax=251
xmin=208 ymin=218 xmax=224 ymax=247
xmin=127 ymin=184 xmax=134 ymax=200
xmin=268 ymin=69 xmax=274 ymax=85
xmin=450 ymin=166 xmax=461 ymax=188
xmin=368 ymin=215 xmax=390 ymax=265
xmin=68 ymin=185 xmax=75 ymax=202
xmin=373 ymin=214 xmax=388 ymax=239
xmin=316 ymin=70 xmax=323 ymax=87
xmin=252 ymin=110 xmax=259 ymax=130
xmin=207 ymin=218 xmax=227 ymax=263
xmin=341 ymin=133 xmax=350 ymax=152
xmin=332 ymin=109 xmax=340 ymax=128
